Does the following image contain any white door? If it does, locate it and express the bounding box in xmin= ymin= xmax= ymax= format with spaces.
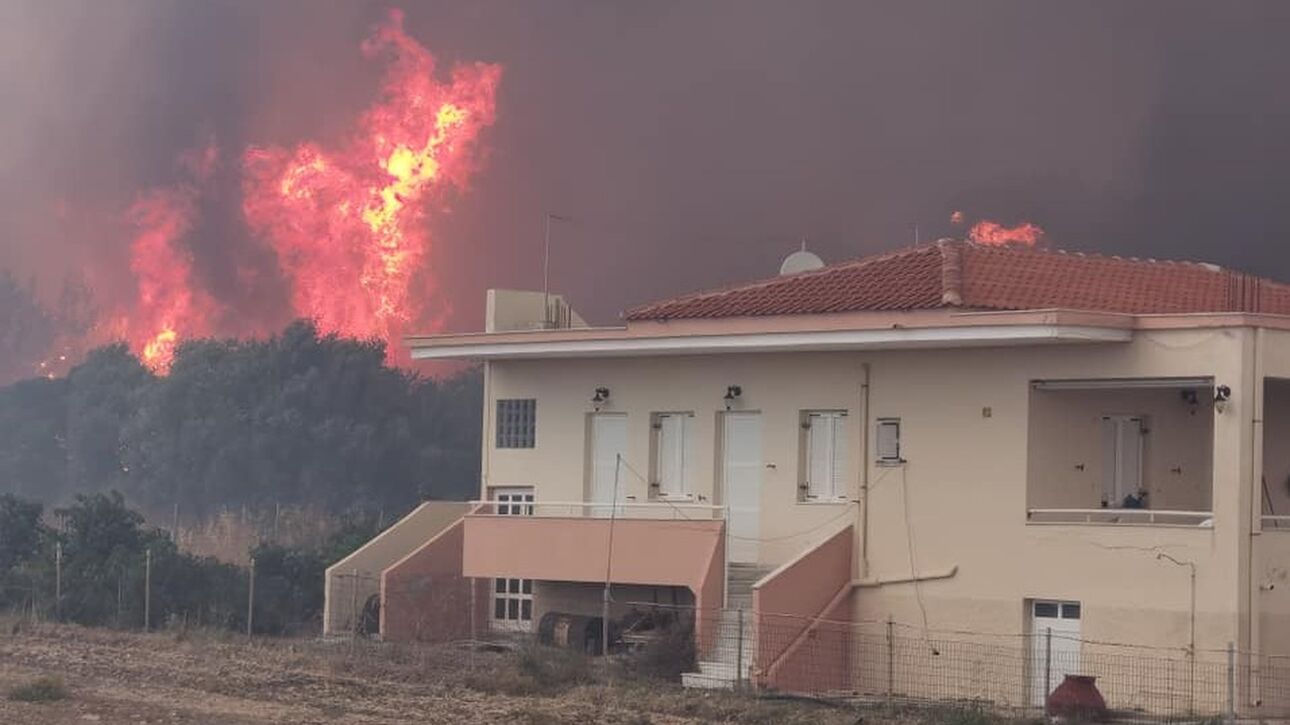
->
xmin=1029 ymin=600 xmax=1082 ymax=706
xmin=1101 ymin=416 xmax=1143 ymax=507
xmin=722 ymin=412 xmax=762 ymax=563
xmin=590 ymin=414 xmax=628 ymax=517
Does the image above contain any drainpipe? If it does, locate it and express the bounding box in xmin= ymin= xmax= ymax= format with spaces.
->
xmin=481 ymin=360 xmax=493 ymax=499
xmin=860 ymin=362 xmax=871 ymax=578
xmin=1247 ymin=326 xmax=1266 ymax=703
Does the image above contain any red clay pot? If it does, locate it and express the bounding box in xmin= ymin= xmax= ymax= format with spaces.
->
xmin=1046 ymin=674 xmax=1108 ymax=722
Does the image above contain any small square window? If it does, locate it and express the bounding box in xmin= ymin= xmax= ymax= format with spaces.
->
xmin=876 ymin=418 xmax=902 ymax=464
xmin=495 ymin=579 xmax=506 ymax=594
xmin=496 ymin=399 xmax=537 ymax=448
xmin=1034 ymin=601 xmax=1059 ymax=618
xmin=521 ymin=580 xmax=533 ymax=594
xmin=1062 ymin=603 xmax=1081 ymax=620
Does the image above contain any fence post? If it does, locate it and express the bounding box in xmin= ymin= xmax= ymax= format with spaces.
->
xmin=886 ymin=615 xmax=894 ymax=705
xmin=246 ymin=556 xmax=255 ymax=638
xmin=736 ymin=607 xmax=745 ymax=691
xmin=350 ymin=568 xmax=359 ymax=639
xmin=1044 ymin=626 xmax=1052 ymax=706
xmin=143 ymin=548 xmax=151 ymax=632
xmin=1228 ymin=641 xmax=1236 ymax=720
xmin=54 ymin=541 xmax=62 ymax=622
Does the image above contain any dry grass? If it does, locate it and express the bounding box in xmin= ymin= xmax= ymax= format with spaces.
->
xmin=6 ymin=675 xmax=69 ymax=703
xmin=0 ymin=616 xmax=1038 ymax=724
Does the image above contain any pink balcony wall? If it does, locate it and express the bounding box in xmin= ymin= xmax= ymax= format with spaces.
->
xmin=381 ymin=518 xmax=491 ymax=641
xmin=462 ymin=515 xmax=725 ymax=654
xmin=753 ymin=524 xmax=854 ymax=693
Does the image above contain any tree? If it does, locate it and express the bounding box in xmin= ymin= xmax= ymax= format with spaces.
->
xmin=0 ymin=494 xmax=46 ymax=575
xmin=0 ymin=270 xmax=55 ymax=385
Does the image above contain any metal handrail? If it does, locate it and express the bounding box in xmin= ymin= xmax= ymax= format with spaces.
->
xmin=466 ymin=499 xmax=726 ymax=520
xmin=1027 ymin=508 xmax=1214 ymax=526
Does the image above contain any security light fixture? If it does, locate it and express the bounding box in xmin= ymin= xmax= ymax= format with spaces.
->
xmin=723 ymin=385 xmax=742 ymax=410
xmin=1214 ymin=384 xmax=1231 ymax=413
xmin=591 ymin=387 xmax=610 ymax=407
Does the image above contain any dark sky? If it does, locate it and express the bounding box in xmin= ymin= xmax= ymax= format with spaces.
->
xmin=3 ymin=0 xmax=1290 ymax=331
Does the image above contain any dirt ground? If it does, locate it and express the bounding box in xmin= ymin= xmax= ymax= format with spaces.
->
xmin=0 ymin=620 xmax=883 ymax=725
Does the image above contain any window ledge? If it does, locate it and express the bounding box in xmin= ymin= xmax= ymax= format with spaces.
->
xmin=798 ymin=497 xmax=851 ymax=505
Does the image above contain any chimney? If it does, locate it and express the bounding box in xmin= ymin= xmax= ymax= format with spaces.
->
xmin=939 ymin=238 xmax=963 ymax=306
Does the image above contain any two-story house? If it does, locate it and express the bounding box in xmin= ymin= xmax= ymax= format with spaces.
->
xmin=327 ymin=240 xmax=1290 ymax=713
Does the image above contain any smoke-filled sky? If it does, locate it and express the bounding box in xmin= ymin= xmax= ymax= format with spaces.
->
xmin=3 ymin=0 xmax=1290 ymax=337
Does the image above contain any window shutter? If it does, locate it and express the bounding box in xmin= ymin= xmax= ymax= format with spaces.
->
xmin=876 ymin=418 xmax=901 ymax=463
xmin=656 ymin=413 xmax=692 ymax=496
xmin=830 ymin=413 xmax=847 ymax=499
xmin=807 ymin=414 xmax=830 ymax=498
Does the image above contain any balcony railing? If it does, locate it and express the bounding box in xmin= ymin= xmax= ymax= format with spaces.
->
xmin=468 ymin=500 xmax=725 ymax=520
xmin=1027 ymin=508 xmax=1214 ymax=527
xmin=1263 ymin=515 xmax=1290 ymax=530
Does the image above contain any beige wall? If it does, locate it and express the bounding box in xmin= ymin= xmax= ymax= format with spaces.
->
xmin=485 ymin=353 xmax=862 ymax=565
xmin=1027 ymin=387 xmax=1214 ymax=511
xmin=322 ymin=501 xmax=472 ymax=636
xmin=482 ymin=325 xmax=1276 ymax=661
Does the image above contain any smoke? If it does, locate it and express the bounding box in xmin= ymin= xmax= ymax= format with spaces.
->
xmin=3 ymin=0 xmax=1290 ymax=378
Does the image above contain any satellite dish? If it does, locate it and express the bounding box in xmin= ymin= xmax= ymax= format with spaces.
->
xmin=780 ymin=249 xmax=825 ymax=275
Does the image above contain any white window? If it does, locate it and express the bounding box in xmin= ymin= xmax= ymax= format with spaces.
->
xmin=496 ymin=399 xmax=536 ymax=448
xmin=876 ymin=417 xmax=902 ymax=465
xmin=652 ymin=412 xmax=694 ymax=498
xmin=1101 ymin=415 xmax=1144 ymax=508
xmin=490 ymin=487 xmax=534 ymax=631
xmin=803 ymin=411 xmax=848 ymax=500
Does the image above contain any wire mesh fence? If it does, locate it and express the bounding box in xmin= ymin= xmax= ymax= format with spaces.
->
xmin=15 ymin=555 xmax=1290 ymax=722
xmin=620 ymin=602 xmax=1276 ymax=721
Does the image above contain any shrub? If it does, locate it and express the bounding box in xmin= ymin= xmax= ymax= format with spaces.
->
xmin=7 ymin=675 xmax=69 ymax=703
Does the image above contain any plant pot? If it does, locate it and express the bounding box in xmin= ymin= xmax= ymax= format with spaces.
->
xmin=1046 ymin=674 xmax=1108 ymax=722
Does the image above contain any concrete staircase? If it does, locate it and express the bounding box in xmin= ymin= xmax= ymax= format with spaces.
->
xmin=682 ymin=563 xmax=770 ymax=689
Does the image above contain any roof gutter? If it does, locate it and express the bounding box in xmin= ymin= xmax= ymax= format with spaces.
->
xmin=409 ymin=324 xmax=1130 ymax=361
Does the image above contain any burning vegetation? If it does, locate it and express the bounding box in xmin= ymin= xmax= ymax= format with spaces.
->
xmin=242 ymin=9 xmax=501 ymax=367
xmin=9 ymin=9 xmax=502 ymax=378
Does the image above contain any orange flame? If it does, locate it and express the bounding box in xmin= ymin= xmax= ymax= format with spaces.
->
xmin=968 ymin=219 xmax=1045 ymax=247
xmin=126 ymin=140 xmax=220 ymax=373
xmin=243 ymin=9 xmax=501 ymax=362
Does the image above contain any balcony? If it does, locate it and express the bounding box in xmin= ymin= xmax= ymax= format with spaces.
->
xmin=461 ymin=501 xmax=726 ymax=596
xmin=1026 ymin=378 xmax=1215 ymax=527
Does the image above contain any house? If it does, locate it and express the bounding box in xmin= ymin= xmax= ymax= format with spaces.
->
xmin=329 ymin=240 xmax=1290 ymax=714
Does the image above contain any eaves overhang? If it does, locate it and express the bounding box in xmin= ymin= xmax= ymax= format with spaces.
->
xmin=408 ymin=321 xmax=1131 ymax=361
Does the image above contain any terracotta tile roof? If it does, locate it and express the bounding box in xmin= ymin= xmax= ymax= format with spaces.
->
xmin=624 ymin=240 xmax=1290 ymax=321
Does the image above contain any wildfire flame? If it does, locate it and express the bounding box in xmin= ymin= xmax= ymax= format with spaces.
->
xmin=968 ymin=220 xmax=1045 ymax=247
xmin=243 ymin=9 xmax=501 ymax=363
xmin=127 ymin=141 xmax=220 ymax=373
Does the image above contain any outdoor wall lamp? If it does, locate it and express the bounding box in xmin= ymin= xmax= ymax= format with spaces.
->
xmin=591 ymin=387 xmax=610 ymax=408
xmin=723 ymin=385 xmax=742 ymax=410
xmin=1214 ymin=384 xmax=1231 ymax=413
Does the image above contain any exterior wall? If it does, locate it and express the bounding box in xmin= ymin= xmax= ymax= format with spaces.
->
xmin=485 ymin=354 xmax=864 ymax=566
xmin=753 ymin=524 xmax=854 ymax=692
xmin=323 ymin=501 xmax=473 ymax=635
xmin=855 ymin=328 xmax=1251 ymax=656
xmin=381 ymin=519 xmax=489 ymax=642
xmin=483 ymin=326 xmax=1254 ymax=657
xmin=1027 ymin=387 xmax=1214 ymax=511
xmin=1259 ymin=378 xmax=1290 ymax=669
xmin=461 ymin=515 xmax=725 ymax=652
